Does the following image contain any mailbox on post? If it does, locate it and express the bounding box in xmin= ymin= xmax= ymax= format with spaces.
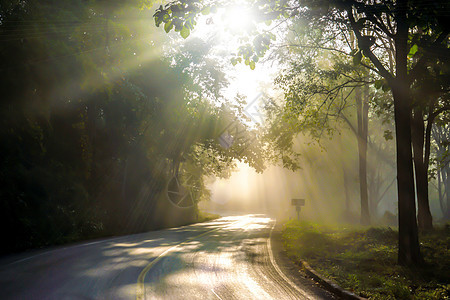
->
xmin=291 ymin=198 xmax=305 ymax=220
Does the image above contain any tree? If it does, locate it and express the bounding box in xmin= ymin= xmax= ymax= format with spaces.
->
xmin=432 ymin=118 xmax=450 ymax=221
xmin=269 ymin=28 xmax=376 ymax=225
xmin=346 ymin=1 xmax=418 ymax=265
xmin=356 ymin=85 xmax=370 ymax=225
xmin=0 ymin=0 xmax=262 ymax=253
xmin=153 ymin=0 xmax=449 ymax=265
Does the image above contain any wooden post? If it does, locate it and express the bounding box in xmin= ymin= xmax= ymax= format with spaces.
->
xmin=291 ymin=199 xmax=305 ymax=221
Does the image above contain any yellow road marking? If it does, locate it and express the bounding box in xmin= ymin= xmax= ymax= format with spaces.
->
xmin=136 ymin=226 xmax=223 ymax=300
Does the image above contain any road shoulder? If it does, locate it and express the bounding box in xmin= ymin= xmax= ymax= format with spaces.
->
xmin=270 ymin=224 xmax=337 ymax=299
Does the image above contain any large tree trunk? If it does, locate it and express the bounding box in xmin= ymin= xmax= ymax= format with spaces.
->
xmin=393 ymin=4 xmax=422 ymax=265
xmin=412 ymin=108 xmax=433 ymax=230
xmin=356 ymin=87 xmax=370 ymax=225
xmin=392 ymin=87 xmax=422 ymax=265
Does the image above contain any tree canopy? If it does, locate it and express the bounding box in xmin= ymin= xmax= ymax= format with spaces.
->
xmin=151 ymin=0 xmax=449 ymax=266
xmin=0 ymin=0 xmax=263 ymax=253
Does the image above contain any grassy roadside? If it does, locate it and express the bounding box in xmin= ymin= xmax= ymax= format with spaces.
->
xmin=282 ymin=220 xmax=450 ymax=299
xmin=197 ymin=211 xmax=221 ymax=222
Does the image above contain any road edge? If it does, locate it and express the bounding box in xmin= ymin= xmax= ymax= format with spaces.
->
xmin=270 ymin=223 xmax=367 ymax=300
xmin=269 ymin=224 xmax=336 ymax=299
xmin=267 ymin=222 xmax=315 ymax=299
xmin=298 ymin=260 xmax=367 ymax=300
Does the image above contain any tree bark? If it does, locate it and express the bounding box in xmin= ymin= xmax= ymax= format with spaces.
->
xmin=438 ymin=169 xmax=450 ymax=220
xmin=343 ymin=166 xmax=351 ymax=213
xmin=393 ymin=2 xmax=422 ymax=265
xmin=446 ymin=167 xmax=450 ymax=220
xmin=356 ymin=87 xmax=370 ymax=225
xmin=412 ymin=108 xmax=433 ymax=230
xmin=393 ymin=87 xmax=422 ymax=265
xmin=368 ymin=168 xmax=381 ymax=218
xmin=433 ymin=125 xmax=450 ymax=220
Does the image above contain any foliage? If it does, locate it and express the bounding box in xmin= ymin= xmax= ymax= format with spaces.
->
xmin=283 ymin=221 xmax=450 ymax=299
xmin=0 ymin=0 xmax=262 ymax=254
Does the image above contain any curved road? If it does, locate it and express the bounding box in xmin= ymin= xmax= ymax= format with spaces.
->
xmin=0 ymin=215 xmax=334 ymax=299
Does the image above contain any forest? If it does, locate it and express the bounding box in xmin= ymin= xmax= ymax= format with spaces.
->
xmin=0 ymin=0 xmax=449 ymax=275
xmin=0 ymin=0 xmax=270 ymax=255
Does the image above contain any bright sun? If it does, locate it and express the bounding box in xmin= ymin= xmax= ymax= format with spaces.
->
xmin=188 ymin=2 xmax=277 ymax=126
xmin=222 ymin=5 xmax=255 ymax=33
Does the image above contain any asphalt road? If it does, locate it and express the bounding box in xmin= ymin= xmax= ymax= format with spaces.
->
xmin=0 ymin=215 xmax=334 ymax=300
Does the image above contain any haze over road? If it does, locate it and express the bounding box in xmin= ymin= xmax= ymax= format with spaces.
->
xmin=0 ymin=215 xmax=333 ymax=299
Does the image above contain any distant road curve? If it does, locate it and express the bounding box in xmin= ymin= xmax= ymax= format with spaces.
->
xmin=0 ymin=214 xmax=334 ymax=299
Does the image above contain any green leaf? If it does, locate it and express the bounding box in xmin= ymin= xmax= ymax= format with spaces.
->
xmin=408 ymin=44 xmax=418 ymax=57
xmin=353 ymin=50 xmax=362 ymax=66
xmin=154 ymin=13 xmax=164 ymax=27
xmin=249 ymin=61 xmax=256 ymax=70
xmin=164 ymin=21 xmax=173 ymax=33
xmin=180 ymin=26 xmax=190 ymax=39
xmin=383 ymin=130 xmax=393 ymax=141
xmin=374 ymin=79 xmax=383 ymax=89
xmin=201 ymin=7 xmax=210 ymax=15
xmin=185 ymin=19 xmax=195 ymax=30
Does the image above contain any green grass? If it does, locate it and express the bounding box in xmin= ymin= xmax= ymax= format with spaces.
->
xmin=282 ymin=221 xmax=450 ymax=299
xmin=197 ymin=211 xmax=221 ymax=222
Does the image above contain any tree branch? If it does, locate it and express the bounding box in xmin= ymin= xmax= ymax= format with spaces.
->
xmin=279 ymin=44 xmax=349 ymax=56
xmin=347 ymin=8 xmax=394 ymax=82
xmin=361 ymin=7 xmax=395 ymax=38
xmin=409 ymin=30 xmax=450 ymax=84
